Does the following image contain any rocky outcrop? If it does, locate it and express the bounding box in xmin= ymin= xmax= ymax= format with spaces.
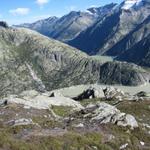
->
xmin=71 ymin=102 xmax=138 ymax=129
xmin=73 ymin=87 xmax=104 ymax=101
xmin=4 ymin=90 xmax=83 ymax=110
xmin=103 ymin=87 xmax=125 ymax=100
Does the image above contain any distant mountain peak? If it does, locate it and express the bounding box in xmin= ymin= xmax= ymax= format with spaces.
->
xmin=122 ymin=0 xmax=143 ymax=10
xmin=87 ymin=3 xmax=117 ymax=15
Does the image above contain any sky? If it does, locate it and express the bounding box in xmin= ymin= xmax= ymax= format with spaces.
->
xmin=0 ymin=0 xmax=122 ymax=25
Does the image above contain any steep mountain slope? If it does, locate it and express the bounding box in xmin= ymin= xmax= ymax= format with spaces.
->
xmin=15 ymin=12 xmax=96 ymax=43
xmin=15 ymin=3 xmax=117 ymax=43
xmin=68 ymin=0 xmax=150 ymax=55
xmin=0 ymin=25 xmax=149 ymax=97
xmin=117 ymin=34 xmax=150 ymax=67
xmin=105 ymin=14 xmax=150 ymax=67
xmin=16 ymin=17 xmax=58 ymax=37
xmin=87 ymin=3 xmax=117 ymax=16
xmin=105 ymin=15 xmax=150 ymax=56
xmin=46 ymin=11 xmax=96 ymax=42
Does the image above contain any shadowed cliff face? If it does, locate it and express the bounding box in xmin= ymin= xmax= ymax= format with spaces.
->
xmin=0 ymin=27 xmax=149 ymax=97
xmin=68 ymin=0 xmax=150 ymax=56
xmin=112 ymin=15 xmax=150 ymax=67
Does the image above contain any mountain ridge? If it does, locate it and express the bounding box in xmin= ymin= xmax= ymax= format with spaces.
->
xmin=68 ymin=0 xmax=150 ymax=56
xmin=14 ymin=3 xmax=117 ymax=42
xmin=0 ymin=26 xmax=149 ymax=97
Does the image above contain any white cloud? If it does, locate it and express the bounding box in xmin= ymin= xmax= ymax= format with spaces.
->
xmin=36 ymin=0 xmax=49 ymax=6
xmin=9 ymin=8 xmax=30 ymax=16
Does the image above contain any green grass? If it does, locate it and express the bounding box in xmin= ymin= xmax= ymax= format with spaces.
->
xmin=32 ymin=116 xmax=63 ymax=128
xmin=0 ymin=127 xmax=112 ymax=150
xmin=0 ymin=128 xmax=37 ymax=150
xmin=52 ymin=106 xmax=72 ymax=117
xmin=0 ymin=124 xmax=149 ymax=150
xmin=103 ymin=124 xmax=150 ymax=150
xmin=117 ymin=100 xmax=150 ymax=124
xmin=80 ymin=98 xmax=102 ymax=107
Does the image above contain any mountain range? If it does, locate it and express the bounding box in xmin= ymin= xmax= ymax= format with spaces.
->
xmin=0 ymin=0 xmax=149 ymax=96
xmin=15 ymin=0 xmax=150 ymax=68
xmin=68 ymin=0 xmax=150 ymax=66
xmin=15 ymin=3 xmax=117 ymax=42
xmin=1 ymin=1 xmax=150 ymax=149
xmin=0 ymin=24 xmax=149 ymax=97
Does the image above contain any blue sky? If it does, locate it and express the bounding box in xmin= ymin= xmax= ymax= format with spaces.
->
xmin=0 ymin=0 xmax=122 ymax=25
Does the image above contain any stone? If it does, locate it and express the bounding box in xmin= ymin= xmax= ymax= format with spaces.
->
xmin=7 ymin=118 xmax=34 ymax=126
xmin=49 ymin=91 xmax=63 ymax=97
xmin=5 ymin=90 xmax=83 ymax=110
xmin=73 ymin=88 xmax=95 ymax=101
xmin=0 ymin=100 xmax=8 ymax=106
xmin=82 ymin=102 xmax=138 ymax=129
xmin=119 ymin=143 xmax=129 ymax=150
xmin=74 ymin=123 xmax=84 ymax=128
xmin=136 ymin=91 xmax=148 ymax=97
xmin=73 ymin=87 xmax=104 ymax=101
xmin=103 ymin=87 xmax=125 ymax=100
xmin=117 ymin=114 xmax=139 ymax=129
xmin=140 ymin=141 xmax=145 ymax=146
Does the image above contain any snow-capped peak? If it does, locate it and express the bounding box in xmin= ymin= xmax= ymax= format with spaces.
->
xmin=122 ymin=0 xmax=143 ymax=10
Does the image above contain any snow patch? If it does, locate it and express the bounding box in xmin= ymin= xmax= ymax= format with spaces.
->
xmin=122 ymin=0 xmax=143 ymax=10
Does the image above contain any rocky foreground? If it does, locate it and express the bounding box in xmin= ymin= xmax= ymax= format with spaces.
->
xmin=0 ymin=86 xmax=150 ymax=150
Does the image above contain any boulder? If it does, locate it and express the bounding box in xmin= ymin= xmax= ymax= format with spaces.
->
xmin=73 ymin=88 xmax=95 ymax=101
xmin=7 ymin=118 xmax=34 ymax=126
xmin=103 ymin=87 xmax=125 ymax=100
xmin=117 ymin=114 xmax=138 ymax=129
xmin=136 ymin=91 xmax=148 ymax=98
xmin=73 ymin=87 xmax=104 ymax=101
xmin=0 ymin=99 xmax=8 ymax=106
